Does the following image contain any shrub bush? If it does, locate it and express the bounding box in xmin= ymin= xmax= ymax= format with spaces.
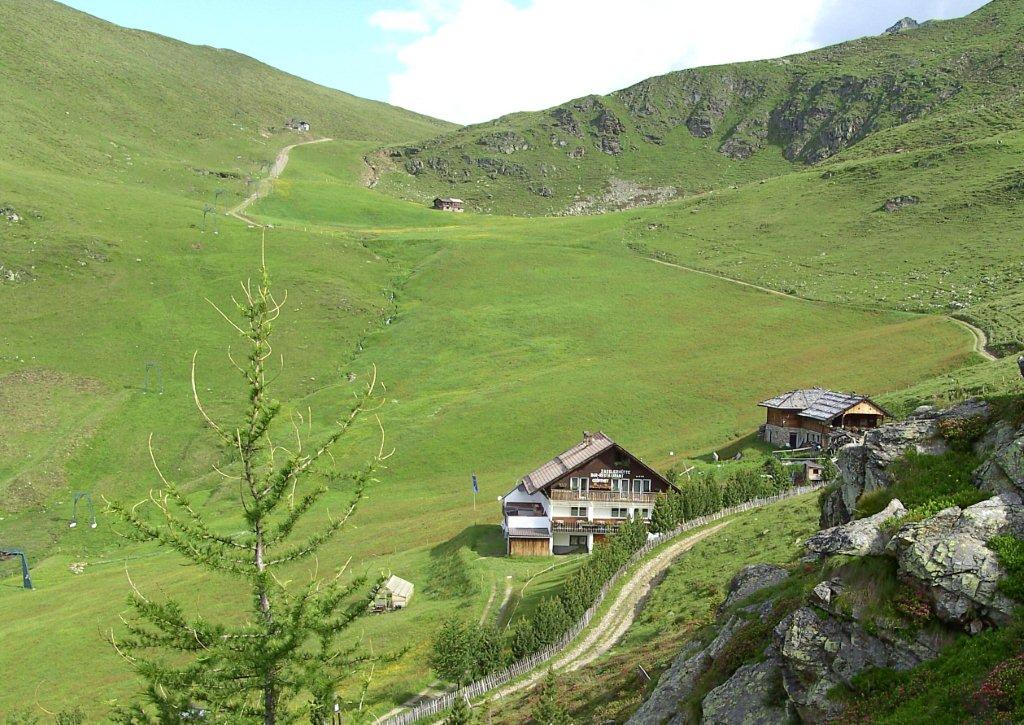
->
xmin=990 ymin=535 xmax=1024 ymax=601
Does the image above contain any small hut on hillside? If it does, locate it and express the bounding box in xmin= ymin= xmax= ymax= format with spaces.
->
xmin=432 ymin=197 xmax=464 ymax=212
xmin=372 ymin=575 xmax=414 ymax=612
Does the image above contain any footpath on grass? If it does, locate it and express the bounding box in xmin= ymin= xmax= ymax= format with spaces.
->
xmin=643 ymin=257 xmax=998 ymax=362
xmin=227 ymin=136 xmax=332 ymax=226
xmin=378 ymin=483 xmax=822 ymax=725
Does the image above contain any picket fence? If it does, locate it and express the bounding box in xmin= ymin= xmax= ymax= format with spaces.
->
xmin=380 ymin=483 xmax=822 ymax=725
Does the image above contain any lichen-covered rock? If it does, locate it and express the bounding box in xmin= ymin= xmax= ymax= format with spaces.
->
xmin=775 ymin=607 xmax=927 ymax=723
xmin=626 ymin=641 xmax=707 ymax=725
xmin=886 ymin=493 xmax=1023 ymax=630
xmin=972 ymin=421 xmax=1024 ymax=497
xmin=476 ymin=130 xmax=529 ymax=154
xmin=627 ymin=613 xmax=750 ymax=725
xmin=806 ymin=499 xmax=906 ymax=556
xmin=722 ymin=563 xmax=790 ymax=608
xmin=701 ymin=653 xmax=791 ymax=725
xmin=821 ymin=403 xmax=989 ymax=527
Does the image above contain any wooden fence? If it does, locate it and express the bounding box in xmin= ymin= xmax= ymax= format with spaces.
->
xmin=379 ymin=483 xmax=822 ymax=725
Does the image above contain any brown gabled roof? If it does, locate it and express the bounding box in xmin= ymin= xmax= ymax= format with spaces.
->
xmin=519 ymin=432 xmax=615 ymax=494
xmin=517 ymin=432 xmax=677 ymax=495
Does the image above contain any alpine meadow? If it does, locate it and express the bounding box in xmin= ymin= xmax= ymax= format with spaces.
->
xmin=2 ymin=0 xmax=1024 ymax=723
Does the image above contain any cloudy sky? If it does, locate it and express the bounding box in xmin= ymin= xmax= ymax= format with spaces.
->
xmin=66 ymin=0 xmax=988 ymax=125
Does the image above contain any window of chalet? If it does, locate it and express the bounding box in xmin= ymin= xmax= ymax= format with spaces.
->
xmin=634 ymin=478 xmax=652 ymax=492
xmin=611 ymin=507 xmax=628 ymax=518
xmin=569 ymin=477 xmax=588 ymax=491
xmin=570 ymin=506 xmax=587 ymax=517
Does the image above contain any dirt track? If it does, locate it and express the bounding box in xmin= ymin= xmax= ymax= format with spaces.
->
xmin=227 ymin=136 xmax=332 ymax=225
xmin=487 ymin=521 xmax=731 ymax=701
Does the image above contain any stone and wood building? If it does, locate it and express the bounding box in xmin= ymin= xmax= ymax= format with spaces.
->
xmin=432 ymin=197 xmax=464 ymax=212
xmin=758 ymin=388 xmax=889 ymax=449
xmin=501 ymin=432 xmax=676 ymax=556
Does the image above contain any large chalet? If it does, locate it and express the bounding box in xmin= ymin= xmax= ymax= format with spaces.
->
xmin=501 ymin=432 xmax=676 ymax=556
xmin=758 ymin=388 xmax=889 ymax=448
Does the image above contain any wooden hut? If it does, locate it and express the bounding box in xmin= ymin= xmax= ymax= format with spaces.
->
xmin=432 ymin=197 xmax=464 ymax=212
xmin=372 ymin=575 xmax=414 ymax=612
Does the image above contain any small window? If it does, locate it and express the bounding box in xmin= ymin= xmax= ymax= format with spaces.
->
xmin=570 ymin=506 xmax=587 ymax=517
xmin=611 ymin=507 xmax=628 ymax=518
xmin=636 ymin=478 xmax=652 ymax=492
xmin=569 ymin=535 xmax=587 ymax=548
xmin=569 ymin=477 xmax=588 ymax=491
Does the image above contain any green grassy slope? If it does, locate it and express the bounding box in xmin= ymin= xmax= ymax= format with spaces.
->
xmin=0 ymin=136 xmax=973 ymax=718
xmin=0 ymin=1 xmax=1005 ymax=720
xmin=374 ymin=0 xmax=1024 ymax=216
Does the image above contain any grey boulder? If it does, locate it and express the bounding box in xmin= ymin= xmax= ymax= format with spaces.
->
xmin=805 ymin=499 xmax=906 ymax=556
xmin=886 ymin=493 xmax=1022 ymax=629
xmin=722 ymin=564 xmax=790 ymax=608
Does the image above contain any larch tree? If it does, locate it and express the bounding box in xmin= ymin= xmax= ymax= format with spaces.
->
xmin=107 ymin=250 xmax=390 ymax=723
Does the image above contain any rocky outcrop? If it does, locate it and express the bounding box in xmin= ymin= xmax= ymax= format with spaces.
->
xmin=883 ymin=195 xmax=920 ymax=212
xmin=774 ymin=606 xmax=929 ymax=722
xmin=806 ymin=499 xmax=907 ymax=556
xmin=627 ymin=640 xmax=706 ymax=725
xmin=822 ymin=400 xmax=991 ymax=527
xmin=476 ymin=131 xmax=529 ymax=154
xmin=885 ymin=17 xmax=920 ymax=35
xmin=887 ymin=493 xmax=1023 ymax=631
xmin=701 ymin=653 xmax=791 ymax=724
xmin=722 ymin=563 xmax=790 ymax=608
xmin=973 ymin=420 xmax=1024 ymax=497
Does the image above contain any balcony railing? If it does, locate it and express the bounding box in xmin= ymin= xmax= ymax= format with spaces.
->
xmin=549 ymin=489 xmax=657 ymax=504
xmin=551 ymin=517 xmax=623 ymax=534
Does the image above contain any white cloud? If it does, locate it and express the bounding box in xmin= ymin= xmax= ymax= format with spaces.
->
xmin=381 ymin=0 xmax=828 ymax=124
xmin=369 ymin=9 xmax=432 ymax=33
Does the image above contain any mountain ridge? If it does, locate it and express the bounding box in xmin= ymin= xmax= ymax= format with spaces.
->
xmin=372 ymin=0 xmax=1023 ymax=215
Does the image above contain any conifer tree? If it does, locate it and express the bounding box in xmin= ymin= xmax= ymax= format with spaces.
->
xmin=444 ymin=695 xmax=475 ymax=725
xmin=431 ymin=618 xmax=472 ymax=684
xmin=532 ymin=669 xmax=571 ymax=725
xmin=107 ymin=252 xmax=388 ymax=723
xmin=650 ymin=493 xmax=676 ymax=533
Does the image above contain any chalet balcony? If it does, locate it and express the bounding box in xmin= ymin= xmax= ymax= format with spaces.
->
xmin=551 ymin=517 xmax=623 ymax=534
xmin=549 ymin=489 xmax=657 ymax=504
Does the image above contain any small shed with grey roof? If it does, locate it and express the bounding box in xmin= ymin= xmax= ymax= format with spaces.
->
xmin=372 ymin=575 xmax=414 ymax=612
xmin=432 ymin=197 xmax=464 ymax=212
xmin=759 ymin=388 xmax=888 ymax=448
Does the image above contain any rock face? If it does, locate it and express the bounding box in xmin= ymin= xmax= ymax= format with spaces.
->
xmin=626 ymin=608 xmax=761 ymax=725
xmin=701 ymin=654 xmax=791 ymax=724
xmin=806 ymin=499 xmax=907 ymax=556
xmin=887 ymin=493 xmax=1023 ymax=630
xmin=885 ymin=17 xmax=920 ymax=35
xmin=823 ymin=400 xmax=990 ymax=527
xmin=722 ymin=563 xmax=790 ymax=608
xmin=973 ymin=420 xmax=1024 ymax=496
xmin=775 ymin=607 xmax=928 ymax=722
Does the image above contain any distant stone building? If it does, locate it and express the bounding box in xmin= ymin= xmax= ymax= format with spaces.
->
xmin=758 ymin=388 xmax=889 ymax=448
xmin=432 ymin=197 xmax=464 ymax=212
xmin=285 ymin=118 xmax=310 ymax=132
xmin=372 ymin=575 xmax=414 ymax=612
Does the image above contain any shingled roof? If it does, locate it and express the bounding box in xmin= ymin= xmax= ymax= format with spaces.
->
xmin=760 ymin=388 xmax=889 ymax=422
xmin=758 ymin=388 xmax=829 ymax=410
xmin=799 ymin=392 xmax=890 ymax=422
xmin=519 ymin=432 xmax=615 ymax=494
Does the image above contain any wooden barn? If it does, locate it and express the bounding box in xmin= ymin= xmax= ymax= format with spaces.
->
xmin=372 ymin=575 xmax=414 ymax=612
xmin=501 ymin=432 xmax=677 ymax=556
xmin=432 ymin=197 xmax=464 ymax=212
xmin=759 ymin=388 xmax=889 ymax=448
